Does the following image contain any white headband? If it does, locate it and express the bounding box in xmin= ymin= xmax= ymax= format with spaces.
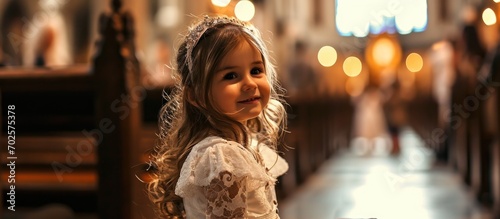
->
xmin=185 ymin=15 xmax=253 ymax=74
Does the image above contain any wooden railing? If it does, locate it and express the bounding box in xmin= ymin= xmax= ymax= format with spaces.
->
xmin=0 ymin=1 xmax=155 ymax=218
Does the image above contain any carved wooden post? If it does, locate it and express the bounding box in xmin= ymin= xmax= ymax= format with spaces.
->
xmin=92 ymin=0 xmax=141 ymax=218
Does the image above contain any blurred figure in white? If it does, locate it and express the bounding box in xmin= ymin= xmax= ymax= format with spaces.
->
xmin=430 ymin=40 xmax=456 ymax=130
xmin=23 ymin=0 xmax=72 ymax=67
xmin=351 ymin=86 xmax=392 ymax=156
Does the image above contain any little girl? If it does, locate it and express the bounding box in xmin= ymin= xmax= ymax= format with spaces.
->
xmin=148 ymin=15 xmax=289 ymax=218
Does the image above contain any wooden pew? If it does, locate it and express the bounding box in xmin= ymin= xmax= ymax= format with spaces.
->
xmin=444 ymin=44 xmax=500 ymax=216
xmin=277 ymin=94 xmax=354 ymax=200
xmin=0 ymin=66 xmax=100 ymax=213
xmin=0 ymin=1 xmax=154 ymax=218
xmin=469 ymin=78 xmax=496 ymax=207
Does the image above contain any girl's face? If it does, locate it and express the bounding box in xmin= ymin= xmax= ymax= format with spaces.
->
xmin=210 ymin=39 xmax=270 ymax=123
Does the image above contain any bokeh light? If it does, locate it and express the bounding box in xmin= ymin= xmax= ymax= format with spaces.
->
xmin=482 ymin=8 xmax=497 ymax=26
xmin=372 ymin=38 xmax=396 ymax=67
xmin=234 ymin=0 xmax=255 ymax=21
xmin=405 ymin=53 xmax=423 ymax=73
xmin=343 ymin=56 xmax=362 ymax=77
xmin=317 ymin=46 xmax=338 ymax=67
xmin=211 ymin=0 xmax=231 ymax=7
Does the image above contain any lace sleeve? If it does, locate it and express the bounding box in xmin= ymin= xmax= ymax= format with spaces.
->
xmin=203 ymin=171 xmax=248 ymax=218
xmin=176 ymin=137 xmax=275 ymax=198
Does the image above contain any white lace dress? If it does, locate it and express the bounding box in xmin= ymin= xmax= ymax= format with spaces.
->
xmin=175 ymin=136 xmax=288 ymax=219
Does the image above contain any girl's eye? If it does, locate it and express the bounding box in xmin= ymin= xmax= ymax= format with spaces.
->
xmin=250 ymin=67 xmax=264 ymax=75
xmin=223 ymin=73 xmax=237 ymax=80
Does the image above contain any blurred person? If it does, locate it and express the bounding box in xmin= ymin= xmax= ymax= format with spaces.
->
xmin=430 ymin=40 xmax=456 ymax=130
xmin=488 ymin=27 xmax=500 ymax=86
xmin=351 ymin=85 xmax=391 ymax=156
xmin=451 ymin=5 xmax=486 ymax=101
xmin=476 ymin=23 xmax=500 ymax=138
xmin=23 ymin=0 xmax=72 ymax=67
xmin=1 ymin=0 xmax=26 ymax=66
xmin=287 ymin=40 xmax=319 ymax=101
xmin=429 ymin=39 xmax=456 ymax=161
xmin=449 ymin=14 xmax=487 ymax=184
xmin=33 ymin=27 xmax=55 ymax=67
xmin=382 ymin=78 xmax=406 ymax=155
xmin=450 ymin=7 xmax=487 ymax=126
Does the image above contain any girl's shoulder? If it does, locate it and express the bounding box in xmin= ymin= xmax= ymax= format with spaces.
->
xmin=187 ymin=136 xmax=260 ymax=172
xmin=175 ymin=136 xmax=276 ymax=197
xmin=192 ymin=136 xmax=288 ymax=177
xmin=176 ymin=136 xmax=289 ymax=197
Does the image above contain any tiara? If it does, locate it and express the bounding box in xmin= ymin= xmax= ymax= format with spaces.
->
xmin=185 ymin=15 xmax=252 ymax=74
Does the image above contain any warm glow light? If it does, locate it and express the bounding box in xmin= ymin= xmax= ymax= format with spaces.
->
xmin=234 ymin=0 xmax=255 ymax=21
xmin=406 ymin=53 xmax=423 ymax=73
xmin=365 ymin=35 xmax=402 ymax=74
xmin=482 ymin=8 xmax=497 ymax=26
xmin=372 ymin=38 xmax=395 ymax=67
xmin=343 ymin=56 xmax=362 ymax=77
xmin=212 ymin=0 xmax=231 ymax=7
xmin=494 ymin=0 xmax=500 ymax=3
xmin=317 ymin=46 xmax=338 ymax=67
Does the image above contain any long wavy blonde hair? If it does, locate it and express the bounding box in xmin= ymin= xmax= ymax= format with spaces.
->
xmin=147 ymin=16 xmax=287 ymax=218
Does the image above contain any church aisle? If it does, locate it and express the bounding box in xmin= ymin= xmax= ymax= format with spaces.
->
xmin=279 ymin=127 xmax=492 ymax=219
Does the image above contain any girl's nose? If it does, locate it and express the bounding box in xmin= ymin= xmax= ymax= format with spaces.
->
xmin=242 ymin=74 xmax=257 ymax=91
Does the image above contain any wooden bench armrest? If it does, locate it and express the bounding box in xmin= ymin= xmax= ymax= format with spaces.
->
xmin=0 ymin=65 xmax=92 ymax=92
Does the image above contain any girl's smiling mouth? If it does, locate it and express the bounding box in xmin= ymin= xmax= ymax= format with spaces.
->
xmin=238 ymin=96 xmax=261 ymax=103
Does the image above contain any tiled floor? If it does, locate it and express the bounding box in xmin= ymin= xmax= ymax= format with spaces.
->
xmin=279 ymin=127 xmax=492 ymax=219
